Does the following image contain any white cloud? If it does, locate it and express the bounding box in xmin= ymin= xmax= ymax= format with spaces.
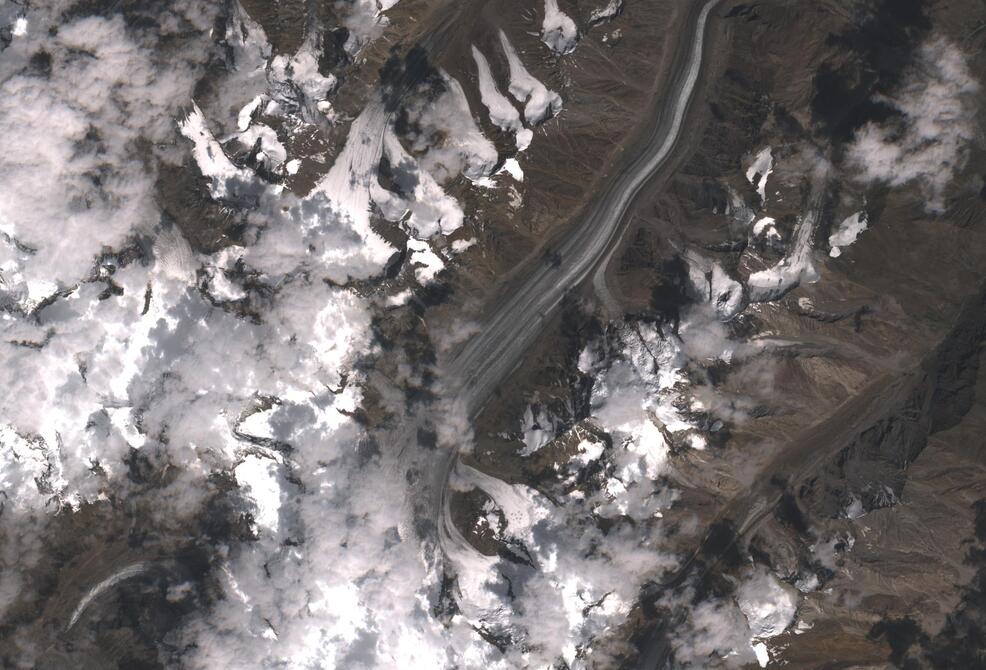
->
xmin=669 ymin=596 xmax=758 ymax=668
xmin=847 ymin=37 xmax=979 ymax=213
xmin=737 ymin=569 xmax=798 ymax=640
xmin=444 ymin=459 xmax=676 ymax=667
xmin=0 ymin=10 xmax=210 ymax=314
xmin=402 ymin=71 xmax=499 ymax=183
xmin=0 ymin=3 xmax=500 ymax=665
xmin=0 ymin=1 xmax=728 ymax=666
xmin=339 ymin=0 xmax=402 ymax=54
xmin=270 ymin=43 xmax=337 ymax=102
xmin=752 ymin=216 xmax=780 ymax=241
xmin=0 ymin=1 xmax=222 ymax=622
xmin=237 ymin=123 xmax=288 ymax=167
xmin=372 ymin=125 xmax=466 ymax=238
xmin=179 ymin=102 xmax=257 ymax=199
xmin=665 ymin=568 xmax=798 ymax=668
xmin=407 ymin=237 xmax=446 ymax=284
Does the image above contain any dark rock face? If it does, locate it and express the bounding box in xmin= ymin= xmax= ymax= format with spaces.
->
xmin=811 ymin=0 xmax=931 ymax=143
xmin=156 ymin=161 xmax=247 ymax=255
xmin=237 ymin=0 xmax=308 ymax=55
xmin=924 ymin=500 xmax=986 ymax=667
xmin=0 ymin=479 xmax=250 ymax=669
xmin=806 ymin=283 xmax=986 ymax=519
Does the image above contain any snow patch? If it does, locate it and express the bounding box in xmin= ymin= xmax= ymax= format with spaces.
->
xmin=501 ymin=158 xmax=524 ymax=182
xmin=236 ymin=123 xmax=287 ymax=167
xmin=499 ymin=30 xmax=563 ymax=124
xmin=582 ymin=322 xmax=692 ymax=517
xmin=179 ymin=102 xmax=256 ymax=200
xmin=737 ymin=570 xmax=797 ymax=639
xmin=589 ymin=0 xmax=623 ymax=25
xmin=237 ymin=95 xmax=263 ymax=132
xmin=710 ymin=264 xmax=745 ymax=321
xmin=450 ymin=238 xmax=477 ymax=254
xmin=373 ymin=126 xmax=466 ymax=238
xmin=519 ymin=404 xmax=555 ymax=456
xmin=748 ymin=207 xmax=820 ymax=302
xmin=828 ymin=211 xmax=868 ymax=258
xmin=752 ymin=216 xmax=780 ymax=241
xmin=234 ymin=455 xmax=283 ymax=533
xmin=752 ymin=641 xmax=770 ymax=668
xmin=745 ymin=147 xmax=773 ymax=202
xmin=407 ymin=238 xmax=445 ymax=284
xmin=541 ymin=0 xmax=579 ymax=55
xmin=471 ymin=46 xmax=532 ymax=151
